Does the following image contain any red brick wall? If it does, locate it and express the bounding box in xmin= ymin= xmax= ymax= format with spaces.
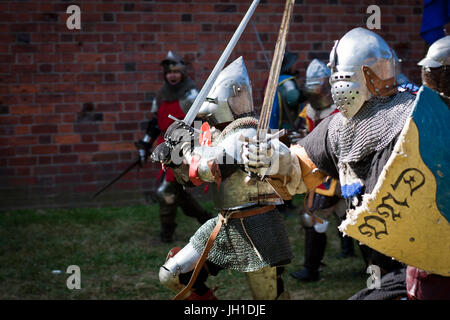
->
xmin=0 ymin=0 xmax=427 ymax=209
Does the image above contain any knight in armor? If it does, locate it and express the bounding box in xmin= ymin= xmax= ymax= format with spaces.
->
xmin=135 ymin=51 xmax=212 ymax=243
xmin=268 ymin=51 xmax=306 ymax=131
xmin=242 ymin=28 xmax=418 ymax=298
xmin=152 ymin=57 xmax=293 ymax=300
xmin=290 ymin=59 xmax=354 ymax=282
xmin=418 ymin=35 xmax=450 ymax=108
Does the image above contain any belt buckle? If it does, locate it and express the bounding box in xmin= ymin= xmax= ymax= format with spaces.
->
xmin=221 ymin=210 xmax=237 ymax=225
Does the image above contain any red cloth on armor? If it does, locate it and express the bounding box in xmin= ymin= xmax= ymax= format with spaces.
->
xmin=406 ymin=266 xmax=450 ymax=300
xmin=157 ymin=100 xmax=186 ymax=132
xmin=189 ymin=154 xmax=204 ymax=186
xmin=156 ymin=100 xmax=186 ymax=182
xmin=307 ymin=109 xmax=339 ymax=132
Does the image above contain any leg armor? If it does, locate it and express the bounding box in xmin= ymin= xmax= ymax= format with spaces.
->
xmin=339 ymin=233 xmax=355 ymax=258
xmin=299 ymin=211 xmax=315 ymax=228
xmin=156 ymin=179 xmax=178 ymax=205
xmin=159 ymin=202 xmax=177 ymax=243
xmin=245 ymin=266 xmax=289 ymax=300
xmin=157 ymin=180 xmax=180 ymax=242
xmin=299 ymin=211 xmax=330 ymax=233
xmin=334 ymin=212 xmax=355 ymax=258
xmin=290 ymin=227 xmax=327 ymax=282
xmin=299 ymin=192 xmax=339 ymax=230
xmin=313 ymin=219 xmax=329 ymax=233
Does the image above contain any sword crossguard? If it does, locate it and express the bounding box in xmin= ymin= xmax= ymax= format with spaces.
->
xmin=168 ymin=114 xmax=202 ymax=134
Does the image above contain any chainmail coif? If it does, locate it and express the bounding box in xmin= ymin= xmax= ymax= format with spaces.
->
xmin=328 ymin=91 xmax=417 ymax=164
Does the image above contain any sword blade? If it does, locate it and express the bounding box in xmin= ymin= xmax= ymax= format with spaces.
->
xmin=91 ymin=160 xmax=140 ymax=199
xmin=251 ymin=21 xmax=271 ymax=70
xmin=182 ymin=0 xmax=261 ymax=126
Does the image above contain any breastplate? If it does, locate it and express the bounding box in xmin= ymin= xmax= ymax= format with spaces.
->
xmin=212 ymin=169 xmax=282 ymax=210
xmin=210 ymin=125 xmax=283 ymax=210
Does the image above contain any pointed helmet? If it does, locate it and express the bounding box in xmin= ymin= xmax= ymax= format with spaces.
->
xmin=304 ymin=59 xmax=333 ymax=110
xmin=197 ymin=56 xmax=254 ymax=124
xmin=161 ymin=51 xmax=187 ymax=75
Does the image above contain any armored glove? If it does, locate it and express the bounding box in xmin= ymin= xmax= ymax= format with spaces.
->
xmin=241 ymin=131 xmax=293 ymax=177
xmin=151 ymin=121 xmax=195 ymax=166
xmin=135 ymin=118 xmax=161 ymax=165
xmin=151 ymin=141 xmax=172 ymax=165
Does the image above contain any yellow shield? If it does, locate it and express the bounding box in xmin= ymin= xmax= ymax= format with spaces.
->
xmin=340 ymin=86 xmax=450 ymax=276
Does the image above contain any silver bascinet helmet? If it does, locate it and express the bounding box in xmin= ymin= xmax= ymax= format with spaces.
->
xmin=304 ymin=58 xmax=333 ymax=110
xmin=328 ymin=27 xmax=397 ymax=118
xmin=417 ymin=35 xmax=450 ymax=68
xmin=197 ymin=56 xmax=254 ymax=125
xmin=418 ymin=36 xmax=450 ymax=100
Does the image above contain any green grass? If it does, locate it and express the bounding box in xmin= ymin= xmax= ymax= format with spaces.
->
xmin=0 ymin=195 xmax=368 ymax=300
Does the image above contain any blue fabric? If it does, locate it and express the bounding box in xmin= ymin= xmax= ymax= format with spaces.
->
xmin=269 ymin=74 xmax=295 ymax=130
xmin=341 ymin=182 xmax=363 ymax=199
xmin=420 ymin=0 xmax=450 ymax=45
xmin=399 ymin=82 xmax=420 ymax=94
xmin=322 ymin=178 xmax=332 ymax=190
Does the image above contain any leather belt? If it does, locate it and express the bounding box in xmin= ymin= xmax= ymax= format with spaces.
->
xmin=221 ymin=205 xmax=276 ymax=221
xmin=173 ymin=205 xmax=276 ymax=300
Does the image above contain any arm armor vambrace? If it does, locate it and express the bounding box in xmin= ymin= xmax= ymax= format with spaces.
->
xmin=159 ymin=243 xmax=201 ymax=292
xmin=150 ymin=98 xmax=158 ymax=113
xmin=266 ymin=145 xmax=326 ymax=199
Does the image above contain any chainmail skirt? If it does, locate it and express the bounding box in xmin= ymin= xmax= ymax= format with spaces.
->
xmin=189 ymin=207 xmax=293 ymax=273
